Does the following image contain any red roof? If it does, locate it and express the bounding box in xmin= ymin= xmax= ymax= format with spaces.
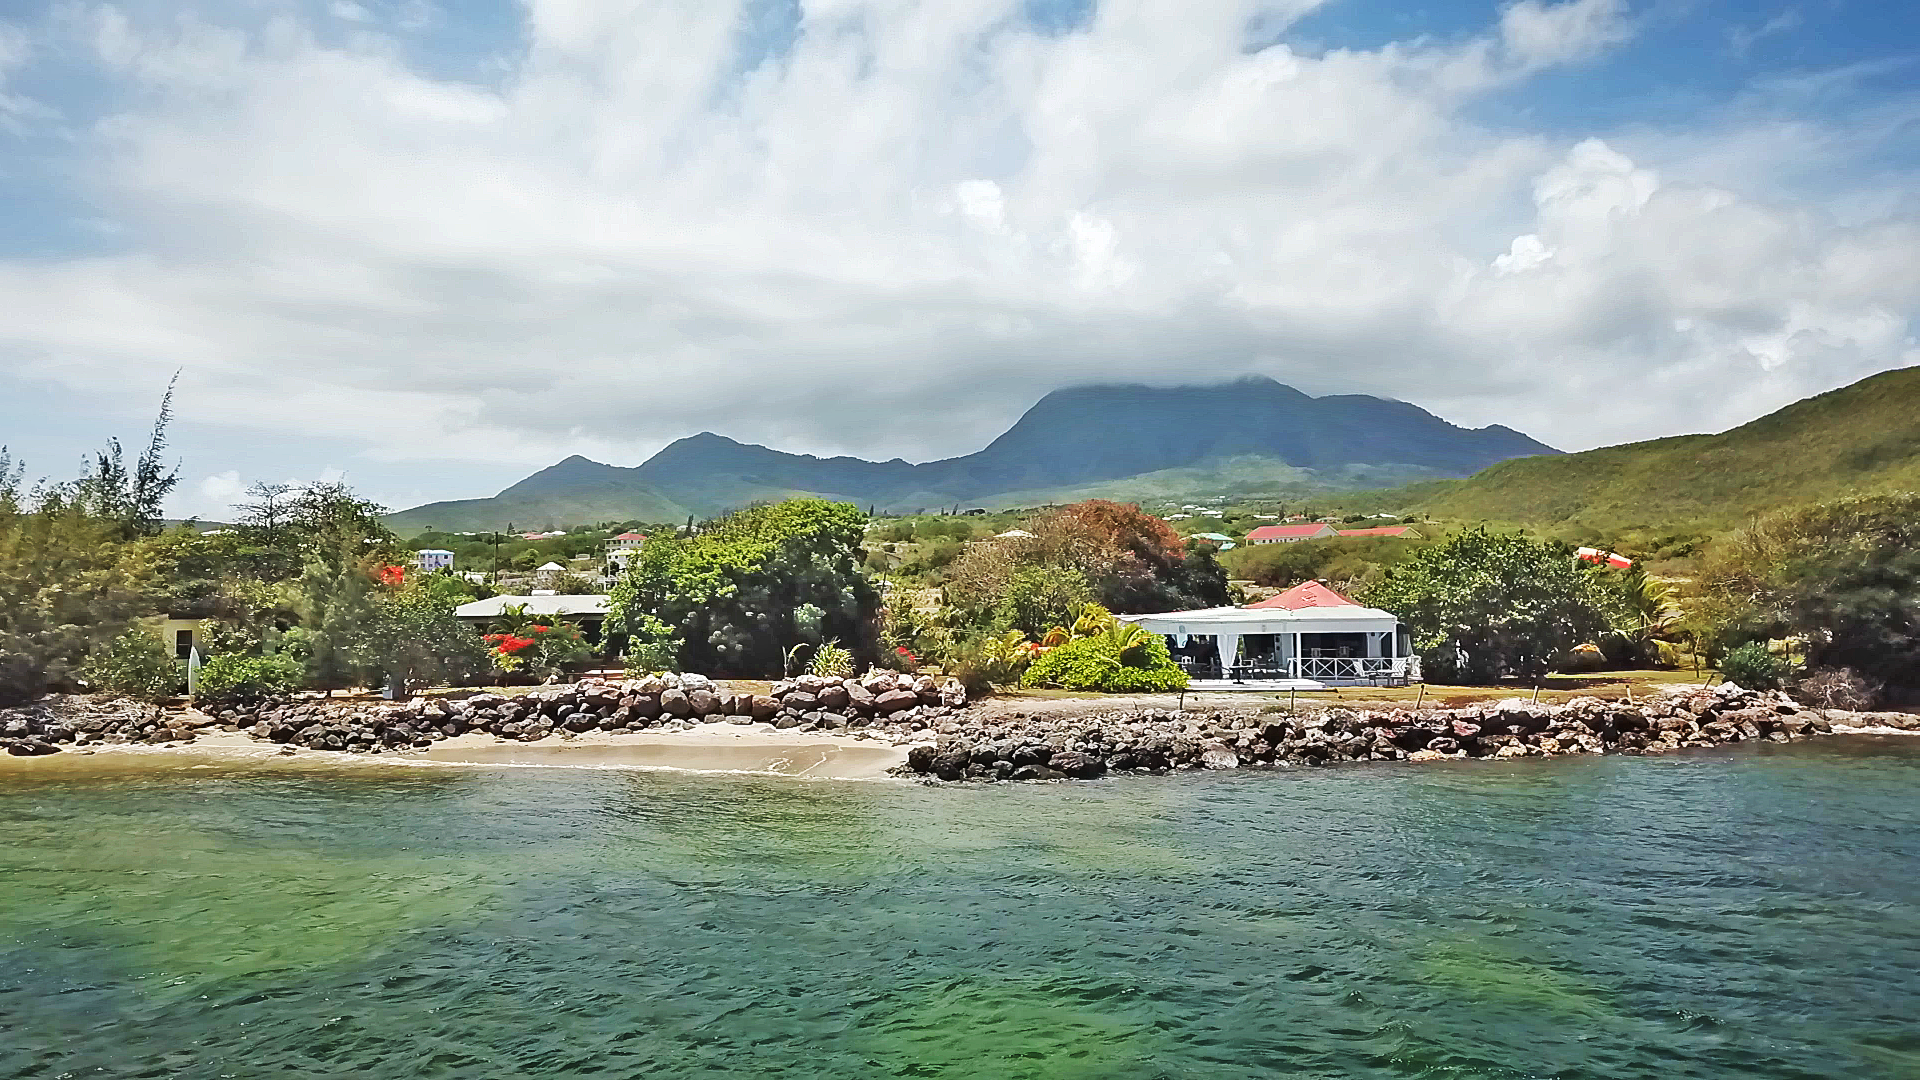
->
xmin=1245 ymin=581 xmax=1361 ymax=610
xmin=612 ymin=532 xmax=647 ymax=541
xmin=1246 ymin=523 xmax=1334 ymax=541
xmin=1336 ymin=526 xmax=1417 ymax=538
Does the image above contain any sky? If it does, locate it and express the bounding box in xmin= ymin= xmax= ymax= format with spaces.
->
xmin=0 ymin=0 xmax=1915 ymax=519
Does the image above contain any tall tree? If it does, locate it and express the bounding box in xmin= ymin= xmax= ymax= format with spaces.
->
xmin=608 ymin=499 xmax=879 ymax=675
xmin=1364 ymin=527 xmax=1617 ymax=684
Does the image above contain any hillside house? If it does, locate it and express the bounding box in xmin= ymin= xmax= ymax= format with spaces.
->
xmin=604 ymin=531 xmax=647 ymax=573
xmin=1246 ymin=523 xmax=1337 ymax=544
xmin=416 ymin=548 xmax=455 ymax=573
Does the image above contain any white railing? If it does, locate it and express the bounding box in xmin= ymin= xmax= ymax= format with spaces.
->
xmin=1288 ymin=656 xmax=1418 ymax=685
xmin=1179 ymin=656 xmax=1422 ymax=686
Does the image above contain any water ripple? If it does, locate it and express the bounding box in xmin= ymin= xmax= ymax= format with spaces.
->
xmin=1 ymin=738 xmax=1917 ymax=1078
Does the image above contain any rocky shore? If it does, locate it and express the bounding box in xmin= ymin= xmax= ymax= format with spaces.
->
xmin=898 ymin=683 xmax=1920 ymax=782
xmin=6 ymin=680 xmax=1916 ymax=781
xmin=1 ymin=671 xmax=969 ymax=756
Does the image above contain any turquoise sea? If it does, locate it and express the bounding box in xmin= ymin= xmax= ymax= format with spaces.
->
xmin=3 ymin=738 xmax=1918 ymax=1079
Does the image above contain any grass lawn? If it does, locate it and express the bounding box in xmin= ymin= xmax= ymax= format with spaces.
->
xmin=1000 ymin=668 xmax=1715 ymax=711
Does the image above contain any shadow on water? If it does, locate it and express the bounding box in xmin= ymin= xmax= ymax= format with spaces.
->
xmin=1 ymin=739 xmax=1917 ymax=1079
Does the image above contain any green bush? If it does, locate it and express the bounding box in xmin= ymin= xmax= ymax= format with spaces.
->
xmin=195 ymin=652 xmax=306 ymax=701
xmin=809 ymin=641 xmax=854 ymax=678
xmin=1022 ymin=632 xmax=1187 ymax=693
xmin=82 ymin=627 xmax=181 ymax=702
xmin=1719 ymin=642 xmax=1794 ymax=691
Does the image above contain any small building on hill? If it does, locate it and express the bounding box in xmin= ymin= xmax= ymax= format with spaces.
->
xmin=1246 ymin=523 xmax=1337 ymax=544
xmin=415 ymin=548 xmax=455 ymax=573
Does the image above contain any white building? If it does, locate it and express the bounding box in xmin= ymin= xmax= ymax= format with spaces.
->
xmin=604 ymin=531 xmax=647 ymax=572
xmin=1122 ymin=583 xmax=1418 ymax=689
xmin=416 ymin=549 xmax=455 ymax=572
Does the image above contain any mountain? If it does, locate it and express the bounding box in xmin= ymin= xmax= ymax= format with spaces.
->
xmin=1407 ymin=365 xmax=1920 ymax=534
xmin=386 ymin=376 xmax=1559 ymax=531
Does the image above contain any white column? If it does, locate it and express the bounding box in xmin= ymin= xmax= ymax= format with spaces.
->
xmin=1366 ymin=632 xmax=1385 ymax=658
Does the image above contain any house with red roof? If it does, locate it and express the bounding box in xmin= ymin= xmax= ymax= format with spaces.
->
xmin=1243 ymin=581 xmax=1360 ymax=610
xmin=1246 ymin=523 xmax=1337 ymax=545
xmin=603 ymin=531 xmax=648 ymax=574
xmin=1335 ymin=526 xmax=1421 ymax=539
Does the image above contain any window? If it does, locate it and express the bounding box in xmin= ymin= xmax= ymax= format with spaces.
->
xmin=175 ymin=628 xmax=193 ymax=660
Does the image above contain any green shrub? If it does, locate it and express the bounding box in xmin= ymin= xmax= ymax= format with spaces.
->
xmin=809 ymin=641 xmax=854 ymax=679
xmin=196 ymin=652 xmax=305 ymax=700
xmin=1719 ymin=642 xmax=1793 ymax=691
xmin=82 ymin=627 xmax=181 ymax=702
xmin=1022 ymin=633 xmax=1187 ymax=694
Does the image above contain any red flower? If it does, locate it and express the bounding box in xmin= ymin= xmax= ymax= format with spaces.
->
xmin=487 ymin=634 xmax=536 ymax=655
xmin=375 ymin=564 xmax=405 ymax=586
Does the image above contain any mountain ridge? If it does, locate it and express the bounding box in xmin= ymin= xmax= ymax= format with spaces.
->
xmin=386 ymin=376 xmax=1560 ymax=531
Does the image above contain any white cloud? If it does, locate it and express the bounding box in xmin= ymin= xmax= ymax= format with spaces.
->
xmin=193 ymin=470 xmax=242 ymax=520
xmin=1500 ymin=0 xmax=1633 ymax=73
xmin=0 ymin=0 xmax=1914 ymax=502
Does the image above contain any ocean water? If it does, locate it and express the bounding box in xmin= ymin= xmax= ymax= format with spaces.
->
xmin=2 ymin=739 xmax=1917 ymax=1080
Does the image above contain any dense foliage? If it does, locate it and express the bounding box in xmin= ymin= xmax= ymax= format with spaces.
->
xmin=1717 ymin=642 xmax=1793 ymax=692
xmin=362 ymin=590 xmax=492 ymax=693
xmin=1227 ymin=534 xmax=1425 ymax=594
xmin=1364 ymin=528 xmax=1618 ymax=684
xmin=607 ymin=499 xmax=880 ymax=676
xmin=80 ymin=627 xmax=182 ymax=702
xmin=1022 ymin=625 xmax=1188 ymax=693
xmin=1696 ymin=492 xmax=1920 ymax=701
xmin=195 ymin=652 xmax=307 ymax=700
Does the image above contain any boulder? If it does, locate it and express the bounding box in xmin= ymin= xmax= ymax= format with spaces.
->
xmin=931 ymin=751 xmax=970 ymax=781
xmin=687 ymin=689 xmax=718 ymax=716
xmin=783 ymin=691 xmax=819 ymax=713
xmin=660 ymin=689 xmax=692 ymax=717
xmin=749 ymin=695 xmax=781 ymax=720
xmin=1048 ymin=751 xmax=1105 ymax=779
xmin=818 ymin=684 xmax=850 ymax=711
xmin=939 ymin=678 xmax=967 ymax=708
xmin=875 ymin=689 xmax=920 ymax=714
xmin=1199 ymin=745 xmax=1240 ymax=770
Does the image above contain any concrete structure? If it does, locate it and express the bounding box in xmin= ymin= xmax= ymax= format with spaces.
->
xmin=416 ymin=548 xmax=455 ymax=573
xmin=1246 ymin=523 xmax=1337 ymax=544
xmin=1335 ymin=526 xmax=1421 ymax=539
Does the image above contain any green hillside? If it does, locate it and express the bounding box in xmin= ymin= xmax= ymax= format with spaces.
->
xmin=974 ymin=456 xmax=1455 ymax=510
xmin=1413 ymin=365 xmax=1920 ymax=536
xmin=385 ymin=489 xmax=694 ymax=534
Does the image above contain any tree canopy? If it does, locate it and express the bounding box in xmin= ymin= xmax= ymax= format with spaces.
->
xmin=1363 ymin=527 xmax=1617 ymax=684
xmin=1697 ymin=492 xmax=1920 ymax=699
xmin=607 ymin=499 xmax=880 ymax=676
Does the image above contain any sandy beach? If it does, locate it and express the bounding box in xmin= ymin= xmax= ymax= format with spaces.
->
xmin=0 ymin=721 xmax=916 ymax=781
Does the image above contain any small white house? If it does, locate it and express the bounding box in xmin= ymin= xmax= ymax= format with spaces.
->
xmin=416 ymin=549 xmax=455 ymax=573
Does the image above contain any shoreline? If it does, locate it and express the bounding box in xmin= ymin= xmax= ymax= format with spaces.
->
xmin=4 ymin=678 xmax=1917 ymax=785
xmin=0 ymin=722 xmax=912 ymax=781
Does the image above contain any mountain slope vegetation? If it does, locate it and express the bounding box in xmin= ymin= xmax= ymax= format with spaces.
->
xmin=1411 ymin=365 xmax=1920 ymax=535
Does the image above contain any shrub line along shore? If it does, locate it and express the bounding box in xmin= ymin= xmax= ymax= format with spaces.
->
xmin=2 ymin=676 xmax=1914 ymax=781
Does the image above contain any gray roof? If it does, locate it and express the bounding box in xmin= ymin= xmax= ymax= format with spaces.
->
xmin=456 ymin=595 xmax=611 ymax=619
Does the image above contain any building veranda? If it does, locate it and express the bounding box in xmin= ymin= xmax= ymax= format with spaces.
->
xmin=1120 ymin=582 xmax=1420 ymax=690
